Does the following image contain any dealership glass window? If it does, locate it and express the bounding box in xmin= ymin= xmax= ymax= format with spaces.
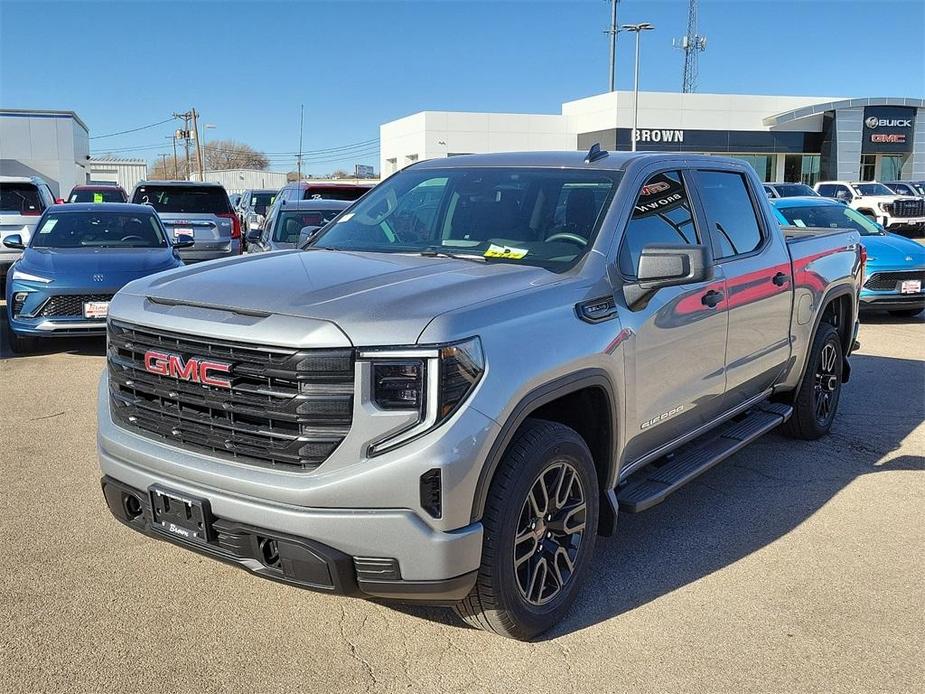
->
xmin=784 ymin=154 xmax=821 ymax=185
xmin=618 ymin=171 xmax=698 ymax=277
xmin=860 ymin=155 xmax=876 ymax=182
xmin=879 ymin=155 xmax=905 ymax=182
xmin=693 ymin=171 xmax=763 ymax=259
xmin=732 ymin=154 xmax=775 ymax=182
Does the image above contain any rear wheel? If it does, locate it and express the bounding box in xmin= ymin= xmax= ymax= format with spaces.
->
xmin=781 ymin=323 xmax=843 ymax=440
xmin=453 ymin=419 xmax=599 ymax=640
xmin=888 ymin=308 xmax=923 ymax=319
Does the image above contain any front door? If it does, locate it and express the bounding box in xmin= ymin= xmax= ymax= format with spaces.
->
xmin=616 ymin=170 xmax=729 ymax=465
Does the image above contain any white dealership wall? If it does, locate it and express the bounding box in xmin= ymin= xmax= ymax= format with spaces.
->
xmin=88 ymin=157 xmax=147 ymax=192
xmin=191 ymin=168 xmax=290 ymax=194
xmin=0 ymin=109 xmax=90 ymax=196
xmin=380 ymin=91 xmax=841 ymax=178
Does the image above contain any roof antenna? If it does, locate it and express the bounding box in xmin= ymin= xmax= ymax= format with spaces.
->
xmin=585 ymin=142 xmax=609 ymax=163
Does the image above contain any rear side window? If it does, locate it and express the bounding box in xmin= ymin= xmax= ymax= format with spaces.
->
xmin=132 ymin=185 xmax=231 ymax=214
xmin=694 ymin=171 xmax=763 ymax=259
xmin=0 ymin=183 xmax=43 ymax=214
xmin=69 ymin=189 xmax=126 ymax=203
xmin=619 ymin=171 xmax=699 ymax=277
xmin=816 ymin=184 xmax=836 ymax=197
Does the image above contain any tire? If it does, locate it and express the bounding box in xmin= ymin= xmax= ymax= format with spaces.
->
xmin=8 ymin=331 xmax=36 ymax=354
xmin=453 ymin=418 xmax=599 ymax=640
xmin=781 ymin=323 xmax=843 ymax=440
xmin=888 ymin=308 xmax=923 ymax=319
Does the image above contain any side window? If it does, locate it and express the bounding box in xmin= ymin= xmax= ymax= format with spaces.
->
xmin=835 ymin=185 xmax=853 ymax=200
xmin=816 ymin=184 xmax=835 ymax=197
xmin=618 ymin=171 xmax=699 ymax=277
xmin=694 ymin=170 xmax=764 ymax=260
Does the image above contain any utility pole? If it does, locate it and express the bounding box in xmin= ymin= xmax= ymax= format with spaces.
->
xmin=159 ymin=153 xmax=169 ymax=178
xmin=297 ymin=104 xmax=304 ymax=181
xmin=605 ymin=0 xmax=620 ymax=92
xmin=190 ymin=108 xmax=205 ymax=181
xmin=173 ymin=111 xmax=193 ymax=180
xmin=171 ymin=135 xmax=179 ymax=178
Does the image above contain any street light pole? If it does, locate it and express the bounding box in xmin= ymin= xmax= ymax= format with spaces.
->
xmin=622 ymin=22 xmax=655 ymax=152
xmin=606 ymin=0 xmax=620 ymax=92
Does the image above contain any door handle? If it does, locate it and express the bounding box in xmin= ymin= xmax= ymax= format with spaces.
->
xmin=701 ymin=289 xmax=724 ymax=308
xmin=772 ymin=272 xmax=790 ymax=286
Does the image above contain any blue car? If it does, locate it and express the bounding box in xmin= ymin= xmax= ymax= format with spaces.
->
xmin=3 ymin=203 xmax=187 ymax=352
xmin=772 ymin=196 xmax=925 ymax=318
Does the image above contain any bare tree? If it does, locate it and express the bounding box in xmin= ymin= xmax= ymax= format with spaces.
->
xmin=329 ymin=169 xmax=351 ymax=179
xmin=148 ymin=156 xmax=188 ymax=180
xmin=201 ymin=139 xmax=269 ymax=171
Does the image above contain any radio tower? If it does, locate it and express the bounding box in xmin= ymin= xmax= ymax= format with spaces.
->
xmin=674 ymin=0 xmax=707 ymax=93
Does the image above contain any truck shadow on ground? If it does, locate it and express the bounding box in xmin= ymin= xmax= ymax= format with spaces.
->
xmin=388 ymin=353 xmax=924 ymax=639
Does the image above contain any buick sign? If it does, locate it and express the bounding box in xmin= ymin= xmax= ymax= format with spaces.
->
xmin=866 ymin=116 xmax=912 ymax=129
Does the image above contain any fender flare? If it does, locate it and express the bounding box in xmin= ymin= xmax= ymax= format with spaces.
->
xmin=468 ymin=368 xmax=620 ymax=528
xmin=791 ymin=283 xmax=857 ymax=393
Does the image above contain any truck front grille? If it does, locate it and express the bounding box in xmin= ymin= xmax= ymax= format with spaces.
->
xmin=892 ymin=199 xmax=925 ymax=219
xmin=39 ymin=294 xmax=113 ymax=317
xmin=864 ymin=270 xmax=925 ymax=291
xmin=107 ymin=320 xmax=355 ymax=471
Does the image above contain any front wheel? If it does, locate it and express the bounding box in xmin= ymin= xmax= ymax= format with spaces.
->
xmin=781 ymin=323 xmax=843 ymax=440
xmin=453 ymin=418 xmax=599 ymax=640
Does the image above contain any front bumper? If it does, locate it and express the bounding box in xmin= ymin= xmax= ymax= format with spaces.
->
xmin=883 ymin=216 xmax=925 ymax=232
xmin=97 ymin=372 xmax=491 ymax=601
xmin=8 ymin=315 xmax=108 ymax=337
xmin=101 ymin=475 xmax=477 ymax=602
xmin=859 ymin=293 xmax=925 ymax=310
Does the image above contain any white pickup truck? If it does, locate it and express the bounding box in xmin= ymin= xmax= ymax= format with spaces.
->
xmin=814 ymin=180 xmax=925 ymax=235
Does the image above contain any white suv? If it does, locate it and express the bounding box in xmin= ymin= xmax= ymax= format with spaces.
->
xmin=0 ymin=176 xmax=57 ymax=279
xmin=814 ymin=180 xmax=925 ymax=234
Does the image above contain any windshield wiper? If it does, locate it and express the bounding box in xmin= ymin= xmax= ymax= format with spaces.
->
xmin=418 ymin=247 xmax=486 ymax=263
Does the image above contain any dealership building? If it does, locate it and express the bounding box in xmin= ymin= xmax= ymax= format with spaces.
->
xmin=380 ymin=92 xmax=925 ymax=184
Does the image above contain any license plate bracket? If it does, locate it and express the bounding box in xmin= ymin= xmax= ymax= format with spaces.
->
xmin=150 ymin=486 xmax=212 ymax=544
xmin=83 ymin=301 xmax=109 ymax=319
xmin=900 ymin=279 xmax=921 ymax=294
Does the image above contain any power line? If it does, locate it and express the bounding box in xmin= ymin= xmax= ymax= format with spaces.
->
xmin=90 ymin=117 xmax=178 ymax=139
xmin=93 ymin=138 xmax=380 ymax=157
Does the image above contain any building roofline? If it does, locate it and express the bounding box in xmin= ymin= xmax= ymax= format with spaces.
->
xmin=763 ymin=97 xmax=925 ymax=127
xmin=0 ymin=108 xmax=89 ymax=133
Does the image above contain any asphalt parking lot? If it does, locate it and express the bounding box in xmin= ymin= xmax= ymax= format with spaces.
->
xmin=1 ymin=307 xmax=922 ymax=693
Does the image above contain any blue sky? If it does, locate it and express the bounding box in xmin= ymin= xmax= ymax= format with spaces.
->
xmin=1 ymin=0 xmax=923 ymax=175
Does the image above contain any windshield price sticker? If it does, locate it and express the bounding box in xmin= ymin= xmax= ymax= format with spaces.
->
xmin=484 ymin=244 xmax=528 ymax=259
xmin=39 ymin=219 xmax=58 ymax=234
xmin=93 ymin=192 xmax=104 ymax=203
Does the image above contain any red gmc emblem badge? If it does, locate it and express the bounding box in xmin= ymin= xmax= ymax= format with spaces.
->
xmin=143 ymin=350 xmax=232 ymax=389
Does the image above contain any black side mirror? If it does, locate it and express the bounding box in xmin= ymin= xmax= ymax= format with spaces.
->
xmin=623 ymin=244 xmax=712 ymax=309
xmin=298 ymin=225 xmax=322 ymax=247
xmin=172 ymin=237 xmax=195 ymax=249
xmin=245 ymin=228 xmax=262 ymax=243
xmin=3 ymin=234 xmax=25 ymax=250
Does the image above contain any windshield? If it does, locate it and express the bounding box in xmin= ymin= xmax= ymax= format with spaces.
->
xmin=774 ymin=184 xmax=817 ymax=197
xmin=30 ymin=211 xmax=168 ymax=248
xmin=310 ymin=167 xmax=620 ymax=271
xmin=777 ymin=203 xmax=883 ymax=237
xmin=853 ymin=183 xmax=894 ymax=196
xmin=0 ymin=183 xmax=42 ymax=214
xmin=69 ymin=188 xmax=126 ymax=203
xmin=248 ymin=192 xmax=276 ymax=215
xmin=132 ymin=185 xmax=231 ymax=214
xmin=275 ymin=209 xmax=344 ymax=243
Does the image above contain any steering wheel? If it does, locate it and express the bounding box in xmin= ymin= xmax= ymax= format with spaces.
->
xmin=545 ymin=232 xmax=588 ymax=247
xmin=120 ymin=235 xmax=144 ymax=243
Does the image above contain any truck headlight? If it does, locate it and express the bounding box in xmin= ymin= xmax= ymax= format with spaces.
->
xmin=364 ymin=337 xmax=484 ymax=454
xmin=878 ymin=202 xmax=892 ymax=213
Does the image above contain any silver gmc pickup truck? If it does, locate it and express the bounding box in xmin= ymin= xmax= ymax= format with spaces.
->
xmin=99 ymin=150 xmax=863 ymax=639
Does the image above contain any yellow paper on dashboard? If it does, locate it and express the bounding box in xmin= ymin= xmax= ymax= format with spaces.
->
xmin=484 ymin=243 xmax=528 ymax=259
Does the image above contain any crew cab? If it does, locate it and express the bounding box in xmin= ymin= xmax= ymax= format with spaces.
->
xmin=99 ymin=151 xmax=862 ymax=640
xmin=814 ymin=180 xmax=925 ymax=234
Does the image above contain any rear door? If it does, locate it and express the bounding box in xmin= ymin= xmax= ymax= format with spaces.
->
xmin=133 ymin=184 xmax=233 ymax=251
xmin=690 ymin=168 xmax=793 ymax=410
xmin=616 ymin=168 xmax=730 ymax=464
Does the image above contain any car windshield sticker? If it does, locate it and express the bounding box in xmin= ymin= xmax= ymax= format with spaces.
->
xmin=336 ymin=213 xmax=355 ymax=223
xmin=792 ymin=219 xmax=806 ymax=227
xmin=38 ymin=218 xmax=58 ymax=234
xmin=93 ymin=192 xmax=104 ymax=203
xmin=484 ymin=243 xmax=528 ymax=259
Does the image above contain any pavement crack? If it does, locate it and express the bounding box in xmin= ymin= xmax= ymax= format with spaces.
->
xmin=338 ymin=602 xmax=379 ymax=691
xmin=28 ymin=410 xmax=66 ymax=421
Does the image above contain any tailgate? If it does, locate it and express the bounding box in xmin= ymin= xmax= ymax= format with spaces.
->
xmin=158 ymin=214 xmax=232 ymax=249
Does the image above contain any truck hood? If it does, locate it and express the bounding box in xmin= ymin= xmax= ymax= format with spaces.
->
xmin=120 ymin=249 xmax=560 ymax=345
